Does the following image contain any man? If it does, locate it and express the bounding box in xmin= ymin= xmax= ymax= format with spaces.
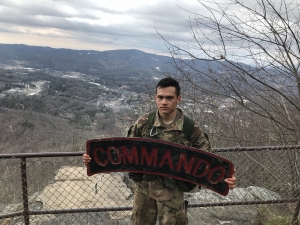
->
xmin=83 ymin=77 xmax=236 ymax=225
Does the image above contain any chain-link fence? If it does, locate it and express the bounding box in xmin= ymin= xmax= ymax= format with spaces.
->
xmin=0 ymin=146 xmax=299 ymax=225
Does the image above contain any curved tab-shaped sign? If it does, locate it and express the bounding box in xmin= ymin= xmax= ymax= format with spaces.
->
xmin=86 ymin=137 xmax=234 ymax=196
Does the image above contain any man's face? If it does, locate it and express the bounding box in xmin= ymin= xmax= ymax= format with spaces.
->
xmin=155 ymin=86 xmax=181 ymax=115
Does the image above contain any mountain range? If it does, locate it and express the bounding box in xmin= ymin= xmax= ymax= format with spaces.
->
xmin=0 ymin=44 xmax=228 ymax=79
xmin=0 ymin=44 xmax=175 ymax=75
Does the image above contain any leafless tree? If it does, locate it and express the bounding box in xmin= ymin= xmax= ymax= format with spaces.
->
xmin=159 ymin=0 xmax=300 ymax=223
xmin=161 ymin=0 xmax=300 ymax=144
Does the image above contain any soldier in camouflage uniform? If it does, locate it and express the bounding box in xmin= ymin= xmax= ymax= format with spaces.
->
xmin=83 ymin=78 xmax=236 ymax=225
xmin=127 ymin=110 xmax=212 ymax=225
xmin=127 ymin=78 xmax=236 ymax=225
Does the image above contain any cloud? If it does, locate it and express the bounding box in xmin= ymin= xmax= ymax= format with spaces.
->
xmin=0 ymin=0 xmax=205 ymax=54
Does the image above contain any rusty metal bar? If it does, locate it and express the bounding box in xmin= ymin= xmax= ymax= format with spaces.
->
xmin=0 ymin=211 xmax=23 ymax=219
xmin=0 ymin=144 xmax=299 ymax=159
xmin=214 ymin=145 xmax=300 ymax=152
xmin=0 ymin=198 xmax=292 ymax=217
xmin=20 ymin=158 xmax=30 ymax=225
xmin=0 ymin=152 xmax=84 ymax=159
xmin=1 ymin=197 xmax=298 ymax=220
xmin=188 ymin=198 xmax=300 ymax=207
xmin=0 ymin=142 xmax=297 ymax=158
xmin=30 ymin=206 xmax=133 ymax=215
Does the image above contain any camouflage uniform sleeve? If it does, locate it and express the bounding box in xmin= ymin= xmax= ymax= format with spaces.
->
xmin=127 ymin=113 xmax=149 ymax=138
xmin=190 ymin=122 xmax=212 ymax=152
xmin=127 ymin=121 xmax=140 ymax=137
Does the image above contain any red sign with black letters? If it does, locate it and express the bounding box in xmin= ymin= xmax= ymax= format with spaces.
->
xmin=86 ymin=137 xmax=234 ymax=196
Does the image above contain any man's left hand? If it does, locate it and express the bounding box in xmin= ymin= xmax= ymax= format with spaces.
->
xmin=224 ymin=169 xmax=236 ymax=189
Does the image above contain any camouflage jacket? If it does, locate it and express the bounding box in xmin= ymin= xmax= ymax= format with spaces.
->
xmin=127 ymin=108 xmax=212 ymax=151
xmin=127 ymin=109 xmax=212 ymax=191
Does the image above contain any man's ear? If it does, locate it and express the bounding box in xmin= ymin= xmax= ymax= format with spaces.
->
xmin=177 ymin=95 xmax=182 ymax=103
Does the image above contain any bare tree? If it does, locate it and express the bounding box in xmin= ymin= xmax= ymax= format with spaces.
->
xmin=159 ymin=0 xmax=300 ymax=223
xmin=160 ymin=0 xmax=300 ymax=144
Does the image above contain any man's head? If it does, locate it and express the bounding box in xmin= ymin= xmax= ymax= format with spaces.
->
xmin=156 ymin=77 xmax=181 ymax=96
xmin=155 ymin=78 xmax=181 ymax=117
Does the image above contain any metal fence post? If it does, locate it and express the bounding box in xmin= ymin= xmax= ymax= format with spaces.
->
xmin=21 ymin=157 xmax=30 ymax=225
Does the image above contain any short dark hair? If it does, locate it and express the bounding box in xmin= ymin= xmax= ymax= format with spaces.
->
xmin=156 ymin=77 xmax=181 ymax=96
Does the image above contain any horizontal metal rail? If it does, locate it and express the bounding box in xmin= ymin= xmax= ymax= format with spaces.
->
xmin=1 ymin=198 xmax=298 ymax=219
xmin=214 ymin=145 xmax=300 ymax=152
xmin=0 ymin=144 xmax=300 ymax=159
xmin=0 ymin=152 xmax=84 ymax=159
xmin=0 ymin=212 xmax=24 ymax=220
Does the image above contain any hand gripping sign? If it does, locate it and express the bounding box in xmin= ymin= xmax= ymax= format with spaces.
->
xmin=86 ymin=137 xmax=234 ymax=196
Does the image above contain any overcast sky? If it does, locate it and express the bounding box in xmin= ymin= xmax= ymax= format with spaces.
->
xmin=0 ymin=0 xmax=207 ymax=56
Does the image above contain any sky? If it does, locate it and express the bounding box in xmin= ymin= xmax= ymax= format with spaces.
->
xmin=0 ymin=0 xmax=207 ymax=56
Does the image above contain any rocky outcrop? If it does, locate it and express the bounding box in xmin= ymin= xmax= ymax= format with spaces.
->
xmin=186 ymin=187 xmax=284 ymax=225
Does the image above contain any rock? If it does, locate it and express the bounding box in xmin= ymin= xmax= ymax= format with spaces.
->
xmin=246 ymin=186 xmax=281 ymax=200
xmin=185 ymin=186 xmax=283 ymax=225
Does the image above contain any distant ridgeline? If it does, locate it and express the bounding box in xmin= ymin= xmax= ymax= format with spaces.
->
xmin=0 ymin=43 xmax=226 ymax=77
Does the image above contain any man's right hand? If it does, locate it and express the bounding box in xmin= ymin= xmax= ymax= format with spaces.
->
xmin=82 ymin=154 xmax=91 ymax=166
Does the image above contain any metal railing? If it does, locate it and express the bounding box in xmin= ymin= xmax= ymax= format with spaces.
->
xmin=0 ymin=146 xmax=299 ymax=225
